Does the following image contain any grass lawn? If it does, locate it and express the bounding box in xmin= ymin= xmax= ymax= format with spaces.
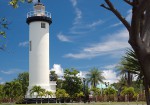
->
xmin=0 ymin=102 xmax=146 ymax=105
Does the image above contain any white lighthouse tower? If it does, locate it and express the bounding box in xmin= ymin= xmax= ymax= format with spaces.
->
xmin=26 ymin=0 xmax=56 ymax=98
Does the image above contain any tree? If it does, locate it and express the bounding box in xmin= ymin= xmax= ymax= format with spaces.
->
xmin=121 ymin=87 xmax=135 ymax=101
xmin=16 ymin=72 xmax=29 ymax=96
xmin=104 ymin=86 xmax=117 ymax=102
xmin=86 ymin=68 xmax=105 ymax=88
xmin=100 ymin=0 xmax=150 ymax=104
xmin=0 ymin=84 xmax=4 ymax=102
xmin=38 ymin=89 xmax=46 ymax=104
xmin=3 ymin=81 xmax=22 ymax=103
xmin=63 ymin=68 xmax=82 ymax=99
xmin=75 ymin=91 xmax=84 ymax=102
xmin=56 ymin=89 xmax=69 ymax=103
xmin=117 ymin=49 xmax=142 ymax=86
xmin=30 ymin=85 xmax=42 ymax=104
xmin=90 ymin=87 xmax=101 ymax=102
xmin=50 ymin=71 xmax=58 ymax=81
xmin=46 ymin=91 xmax=53 ymax=103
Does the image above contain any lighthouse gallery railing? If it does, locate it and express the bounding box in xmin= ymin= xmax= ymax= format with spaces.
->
xmin=27 ymin=10 xmax=51 ymax=18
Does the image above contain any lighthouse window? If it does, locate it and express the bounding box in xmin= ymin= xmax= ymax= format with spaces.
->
xmin=41 ymin=22 xmax=46 ymax=28
xmin=29 ymin=41 xmax=32 ymax=51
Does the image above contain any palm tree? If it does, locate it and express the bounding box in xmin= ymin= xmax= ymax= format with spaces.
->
xmin=86 ymin=68 xmax=105 ymax=88
xmin=39 ymin=89 xmax=46 ymax=104
xmin=30 ymin=85 xmax=42 ymax=104
xmin=46 ymin=91 xmax=53 ymax=103
xmin=117 ymin=49 xmax=143 ymax=86
xmin=56 ymin=89 xmax=68 ymax=103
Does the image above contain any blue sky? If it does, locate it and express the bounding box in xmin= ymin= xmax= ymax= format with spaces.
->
xmin=0 ymin=0 xmax=131 ymax=84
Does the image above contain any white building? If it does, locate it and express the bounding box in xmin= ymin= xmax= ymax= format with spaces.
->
xmin=26 ymin=0 xmax=56 ymax=98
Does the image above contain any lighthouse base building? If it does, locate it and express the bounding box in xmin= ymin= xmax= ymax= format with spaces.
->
xmin=25 ymin=0 xmax=56 ymax=101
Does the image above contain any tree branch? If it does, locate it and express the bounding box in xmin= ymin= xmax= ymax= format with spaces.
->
xmin=102 ymin=0 xmax=131 ymax=32
xmin=100 ymin=4 xmax=111 ymax=11
xmin=124 ymin=0 xmax=133 ymax=6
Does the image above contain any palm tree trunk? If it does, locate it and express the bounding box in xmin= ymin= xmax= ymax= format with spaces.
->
xmin=48 ymin=96 xmax=49 ymax=103
xmin=41 ymin=97 xmax=42 ymax=104
xmin=127 ymin=71 xmax=131 ymax=87
xmin=36 ymin=98 xmax=37 ymax=104
xmin=143 ymin=78 xmax=150 ymax=105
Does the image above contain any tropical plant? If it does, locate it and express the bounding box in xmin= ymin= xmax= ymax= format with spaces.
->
xmin=121 ymin=87 xmax=135 ymax=101
xmin=117 ymin=49 xmax=142 ymax=85
xmin=16 ymin=72 xmax=29 ymax=96
xmin=38 ymin=89 xmax=46 ymax=104
xmin=50 ymin=71 xmax=58 ymax=81
xmin=75 ymin=91 xmax=84 ymax=102
xmin=3 ymin=81 xmax=22 ymax=102
xmin=56 ymin=89 xmax=69 ymax=103
xmin=0 ymin=84 xmax=4 ymax=101
xmin=90 ymin=87 xmax=101 ymax=102
xmin=46 ymin=91 xmax=53 ymax=103
xmin=63 ymin=68 xmax=82 ymax=99
xmin=30 ymin=85 xmax=43 ymax=104
xmin=86 ymin=68 xmax=105 ymax=88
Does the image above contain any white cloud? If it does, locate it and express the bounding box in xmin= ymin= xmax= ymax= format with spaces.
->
xmin=70 ymin=0 xmax=82 ymax=25
xmin=110 ymin=9 xmax=132 ymax=28
xmin=103 ymin=64 xmax=117 ymax=70
xmin=74 ymin=8 xmax=82 ymax=25
xmin=126 ymin=9 xmax=132 ymax=22
xmin=102 ymin=70 xmax=120 ymax=84
xmin=70 ymin=0 xmax=77 ymax=7
xmin=64 ymin=29 xmax=130 ymax=59
xmin=88 ymin=20 xmax=103 ymax=28
xmin=77 ymin=71 xmax=89 ymax=79
xmin=110 ymin=22 xmax=122 ymax=27
xmin=50 ymin=64 xmax=64 ymax=76
xmin=57 ymin=33 xmax=72 ymax=42
xmin=19 ymin=41 xmax=29 ymax=47
xmin=1 ymin=69 xmax=23 ymax=75
xmin=32 ymin=0 xmax=38 ymax=3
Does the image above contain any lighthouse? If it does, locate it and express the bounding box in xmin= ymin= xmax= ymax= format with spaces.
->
xmin=26 ymin=0 xmax=56 ymax=98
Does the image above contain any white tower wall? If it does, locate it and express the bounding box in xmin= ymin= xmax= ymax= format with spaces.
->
xmin=29 ymin=21 xmax=50 ymax=88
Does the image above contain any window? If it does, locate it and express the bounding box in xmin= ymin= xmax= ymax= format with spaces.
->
xmin=30 ymin=41 xmax=32 ymax=51
xmin=41 ymin=22 xmax=46 ymax=28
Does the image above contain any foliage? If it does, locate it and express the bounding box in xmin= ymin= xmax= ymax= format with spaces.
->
xmin=121 ymin=87 xmax=135 ymax=96
xmin=0 ymin=18 xmax=9 ymax=50
xmin=30 ymin=85 xmax=42 ymax=98
xmin=104 ymin=86 xmax=117 ymax=96
xmin=56 ymin=89 xmax=69 ymax=99
xmin=3 ymin=80 xmax=22 ymax=102
xmin=62 ymin=68 xmax=82 ymax=98
xmin=56 ymin=79 xmax=63 ymax=89
xmin=117 ymin=49 xmax=142 ymax=79
xmin=16 ymin=72 xmax=29 ymax=96
xmin=9 ymin=0 xmax=32 ymax=8
xmin=86 ymin=67 xmax=105 ymax=88
xmin=50 ymin=71 xmax=58 ymax=81
xmin=90 ymin=87 xmax=100 ymax=96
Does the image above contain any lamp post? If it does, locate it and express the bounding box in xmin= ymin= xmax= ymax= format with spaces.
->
xmin=83 ymin=78 xmax=86 ymax=103
xmin=105 ymin=82 xmax=109 ymax=87
xmin=105 ymin=82 xmax=109 ymax=102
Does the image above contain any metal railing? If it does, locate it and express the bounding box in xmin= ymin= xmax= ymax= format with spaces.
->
xmin=27 ymin=10 xmax=51 ymax=18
